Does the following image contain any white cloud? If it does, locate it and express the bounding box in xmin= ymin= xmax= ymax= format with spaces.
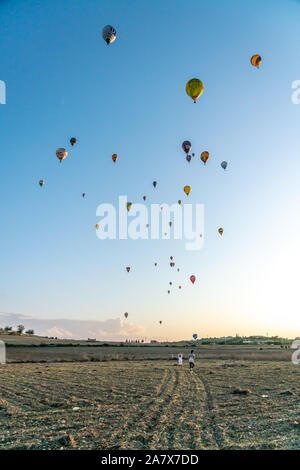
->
xmin=0 ymin=313 xmax=145 ymax=341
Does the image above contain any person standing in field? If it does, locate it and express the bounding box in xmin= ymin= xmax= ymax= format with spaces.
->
xmin=188 ymin=350 xmax=195 ymax=372
xmin=178 ymin=353 xmax=183 ymax=366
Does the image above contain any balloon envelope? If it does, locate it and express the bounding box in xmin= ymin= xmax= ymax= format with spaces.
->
xmin=251 ymin=54 xmax=262 ymax=68
xmin=182 ymin=140 xmax=192 ymax=154
xmin=221 ymin=161 xmax=228 ymax=170
xmin=102 ymin=25 xmax=116 ymax=45
xmin=184 ymin=185 xmax=191 ymax=196
xmin=186 ymin=78 xmax=204 ymax=102
xmin=190 ymin=275 xmax=196 ymax=284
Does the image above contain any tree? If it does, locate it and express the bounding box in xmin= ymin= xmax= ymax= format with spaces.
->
xmin=25 ymin=329 xmax=34 ymax=335
xmin=4 ymin=326 xmax=12 ymax=332
xmin=17 ymin=325 xmax=25 ymax=335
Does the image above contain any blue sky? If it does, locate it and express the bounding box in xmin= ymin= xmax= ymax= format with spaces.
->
xmin=0 ymin=0 xmax=300 ymax=340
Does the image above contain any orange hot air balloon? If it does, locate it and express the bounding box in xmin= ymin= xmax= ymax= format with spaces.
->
xmin=126 ymin=266 xmax=130 ymax=273
xmin=201 ymin=151 xmax=210 ymax=164
xmin=112 ymin=153 xmax=118 ymax=163
xmin=124 ymin=312 xmax=128 ymax=319
xmin=190 ymin=275 xmax=196 ymax=284
xmin=251 ymin=54 xmax=262 ymax=68
xmin=184 ymin=185 xmax=191 ymax=196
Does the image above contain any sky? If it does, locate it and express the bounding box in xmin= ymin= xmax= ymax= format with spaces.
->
xmin=0 ymin=0 xmax=300 ymax=341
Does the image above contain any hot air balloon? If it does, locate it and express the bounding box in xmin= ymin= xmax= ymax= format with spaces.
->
xmin=127 ymin=202 xmax=132 ymax=212
xmin=221 ymin=161 xmax=228 ymax=170
xmin=159 ymin=321 xmax=162 ymax=324
xmin=146 ymin=223 xmax=149 ymax=228
xmin=154 ymin=262 xmax=157 ymax=266
xmin=170 ymin=256 xmax=173 ymax=260
xmin=102 ymin=25 xmax=116 ymax=45
xmin=153 ymin=181 xmax=157 ymax=188
xmin=126 ymin=266 xmax=130 ymax=273
xmin=201 ymin=151 xmax=210 ymax=164
xmin=167 ymin=290 xmax=170 ymax=294
xmin=112 ymin=154 xmax=118 ymax=163
xmin=169 ymin=221 xmax=172 ymax=228
xmin=186 ymin=78 xmax=204 ymax=103
xmin=179 ymin=285 xmax=181 ymax=289
xmin=124 ymin=312 xmax=128 ymax=319
xmin=143 ymin=196 xmax=146 ymax=201
xmin=39 ymin=180 xmax=45 ymax=187
xmin=182 ymin=140 xmax=192 ymax=154
xmin=177 ymin=268 xmax=180 ymax=272
xmin=184 ymin=185 xmax=191 ymax=196
xmin=169 ymin=282 xmax=172 ymax=286
xmin=190 ymin=275 xmax=196 ymax=284
xmin=186 ymin=155 xmax=192 ymax=163
xmin=82 ymin=193 xmax=86 ymax=198
xmin=178 ymin=200 xmax=182 ymax=205
xmin=56 ymin=148 xmax=68 ymax=163
xmin=218 ymin=228 xmax=224 ymax=236
xmin=251 ymin=54 xmax=262 ymax=68
xmin=70 ymin=137 xmax=77 ymax=146
xmin=170 ymin=262 xmax=175 ymax=267
xmin=193 ymin=333 xmax=198 ymax=340
xmin=95 ymin=224 xmax=100 ymax=230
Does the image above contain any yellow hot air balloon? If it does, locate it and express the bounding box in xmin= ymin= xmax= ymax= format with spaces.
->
xmin=184 ymin=185 xmax=191 ymax=196
xmin=95 ymin=224 xmax=100 ymax=230
xmin=251 ymin=54 xmax=262 ymax=68
xmin=127 ymin=202 xmax=133 ymax=212
xmin=201 ymin=151 xmax=210 ymax=164
xmin=186 ymin=78 xmax=204 ymax=103
xmin=218 ymin=228 xmax=224 ymax=236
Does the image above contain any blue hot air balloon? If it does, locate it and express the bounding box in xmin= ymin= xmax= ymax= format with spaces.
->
xmin=193 ymin=333 xmax=198 ymax=340
xmin=221 ymin=161 xmax=228 ymax=170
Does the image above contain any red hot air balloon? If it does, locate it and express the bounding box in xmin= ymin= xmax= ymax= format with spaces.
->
xmin=190 ymin=275 xmax=196 ymax=284
xmin=124 ymin=312 xmax=128 ymax=319
xmin=170 ymin=262 xmax=175 ymax=267
xmin=170 ymin=256 xmax=173 ymax=260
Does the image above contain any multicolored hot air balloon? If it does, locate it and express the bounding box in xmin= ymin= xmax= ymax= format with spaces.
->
xmin=190 ymin=275 xmax=196 ymax=284
xmin=56 ymin=148 xmax=68 ymax=163
xmin=184 ymin=185 xmax=191 ymax=196
xmin=186 ymin=78 xmax=204 ymax=103
xmin=201 ymin=151 xmax=210 ymax=165
xmin=70 ymin=137 xmax=77 ymax=146
xmin=39 ymin=180 xmax=45 ymax=187
xmin=251 ymin=54 xmax=262 ymax=68
xmin=186 ymin=155 xmax=192 ymax=163
xmin=112 ymin=154 xmax=118 ymax=163
xmin=170 ymin=262 xmax=175 ymax=267
xmin=124 ymin=312 xmax=128 ymax=319
xmin=221 ymin=161 xmax=228 ymax=170
xmin=102 ymin=25 xmax=116 ymax=45
xmin=182 ymin=140 xmax=192 ymax=154
xmin=218 ymin=228 xmax=224 ymax=236
xmin=127 ymin=202 xmax=133 ymax=212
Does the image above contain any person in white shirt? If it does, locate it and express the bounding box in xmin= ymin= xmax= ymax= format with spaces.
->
xmin=178 ymin=353 xmax=183 ymax=366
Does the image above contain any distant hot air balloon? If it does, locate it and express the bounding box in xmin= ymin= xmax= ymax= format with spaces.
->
xmin=170 ymin=262 xmax=175 ymax=267
xmin=177 ymin=268 xmax=180 ymax=272
xmin=127 ymin=202 xmax=133 ymax=212
xmin=251 ymin=54 xmax=262 ymax=68
xmin=186 ymin=78 xmax=204 ymax=103
xmin=186 ymin=155 xmax=192 ymax=163
xmin=169 ymin=282 xmax=172 ymax=286
xmin=193 ymin=333 xmax=198 ymax=340
xmin=170 ymin=256 xmax=173 ymax=260
xmin=126 ymin=266 xmax=130 ymax=273
xmin=179 ymin=285 xmax=181 ymax=289
xmin=154 ymin=262 xmax=157 ymax=266
xmin=70 ymin=137 xmax=77 ymax=146
xmin=159 ymin=320 xmax=162 ymax=324
xmin=56 ymin=148 xmax=68 ymax=162
xmin=153 ymin=181 xmax=157 ymax=188
xmin=221 ymin=161 xmax=228 ymax=170
xmin=184 ymin=185 xmax=191 ymax=196
xmin=182 ymin=140 xmax=192 ymax=154
xmin=112 ymin=153 xmax=118 ymax=163
xmin=218 ymin=228 xmax=224 ymax=236
xmin=190 ymin=275 xmax=196 ymax=284
xmin=102 ymin=25 xmax=116 ymax=45
xmin=143 ymin=195 xmax=147 ymax=201
xmin=39 ymin=180 xmax=45 ymax=187
xmin=201 ymin=151 xmax=210 ymax=165
xmin=169 ymin=221 xmax=172 ymax=228
xmin=95 ymin=224 xmax=100 ymax=230
xmin=82 ymin=193 xmax=86 ymax=198
xmin=124 ymin=312 xmax=128 ymax=319
xmin=167 ymin=290 xmax=170 ymax=294
xmin=178 ymin=200 xmax=182 ymax=205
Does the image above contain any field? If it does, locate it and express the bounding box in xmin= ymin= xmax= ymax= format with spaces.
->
xmin=1 ymin=357 xmax=300 ymax=450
